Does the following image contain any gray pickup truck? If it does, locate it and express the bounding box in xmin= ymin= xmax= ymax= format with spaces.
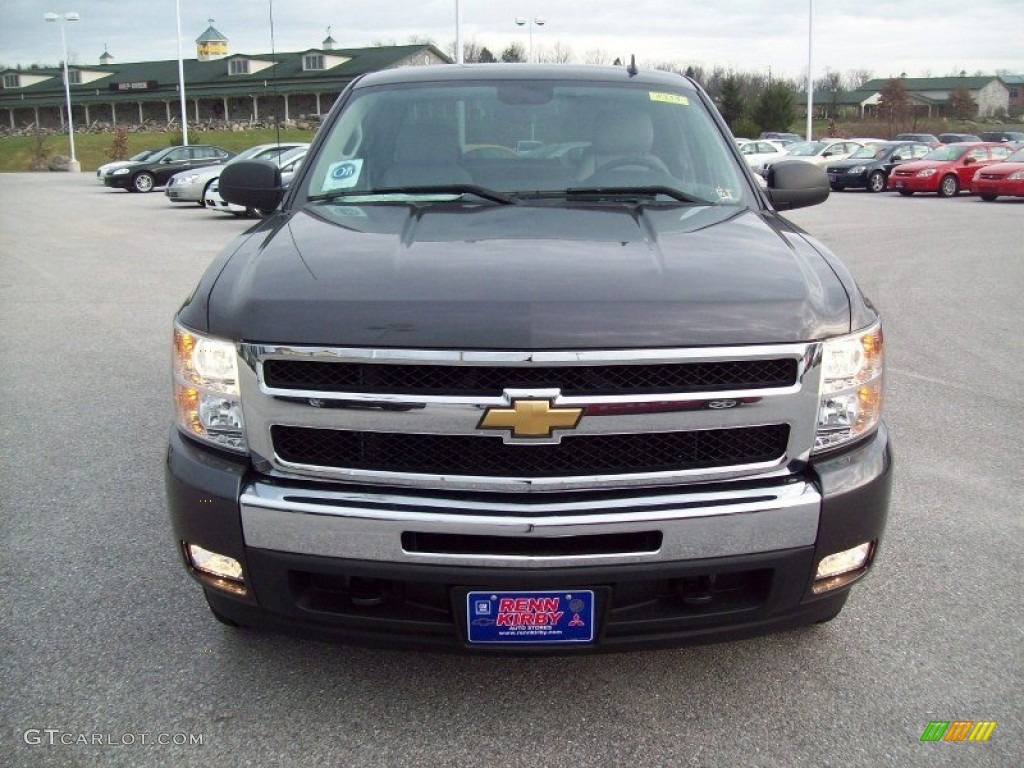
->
xmin=166 ymin=64 xmax=891 ymax=652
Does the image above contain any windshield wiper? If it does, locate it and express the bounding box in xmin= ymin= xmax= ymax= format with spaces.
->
xmin=561 ymin=186 xmax=712 ymax=204
xmin=308 ymin=185 xmax=517 ymax=205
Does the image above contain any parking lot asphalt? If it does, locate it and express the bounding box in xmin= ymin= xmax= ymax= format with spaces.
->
xmin=1 ymin=174 xmax=1021 ymax=767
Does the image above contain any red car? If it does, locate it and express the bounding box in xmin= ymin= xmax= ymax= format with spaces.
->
xmin=971 ymin=147 xmax=1024 ymax=201
xmin=887 ymin=142 xmax=1012 ymax=197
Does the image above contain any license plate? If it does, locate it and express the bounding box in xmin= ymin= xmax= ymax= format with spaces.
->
xmin=895 ymin=180 xmax=905 ymax=189
xmin=828 ymin=173 xmax=837 ymax=183
xmin=466 ymin=590 xmax=595 ymax=644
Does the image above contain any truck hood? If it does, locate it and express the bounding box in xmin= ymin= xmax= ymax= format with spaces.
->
xmin=204 ymin=201 xmax=851 ymax=348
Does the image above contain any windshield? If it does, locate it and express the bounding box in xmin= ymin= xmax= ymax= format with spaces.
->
xmin=922 ymin=145 xmax=968 ymax=161
xmin=302 ymin=78 xmax=748 ymax=206
xmin=786 ymin=141 xmax=825 ymax=157
xmin=850 ymin=145 xmax=886 ymax=159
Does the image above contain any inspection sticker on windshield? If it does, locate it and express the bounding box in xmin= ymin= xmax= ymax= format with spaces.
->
xmin=322 ymin=159 xmax=364 ymax=191
xmin=467 ymin=590 xmax=595 ymax=644
xmin=649 ymin=92 xmax=689 ymax=106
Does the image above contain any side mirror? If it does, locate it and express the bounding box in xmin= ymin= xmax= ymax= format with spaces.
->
xmin=963 ymin=156 xmax=977 ymax=165
xmin=219 ymin=160 xmax=284 ymax=213
xmin=765 ymin=160 xmax=830 ymax=210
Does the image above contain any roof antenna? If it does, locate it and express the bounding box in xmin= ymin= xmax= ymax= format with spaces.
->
xmin=626 ymin=54 xmax=638 ymax=77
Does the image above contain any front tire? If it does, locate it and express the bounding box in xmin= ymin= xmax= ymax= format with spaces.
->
xmin=979 ymin=193 xmax=998 ymax=202
xmin=200 ymin=180 xmax=216 ymax=207
xmin=938 ymin=174 xmax=959 ymax=197
xmin=132 ymin=172 xmax=155 ymax=193
xmin=898 ymin=189 xmax=914 ymax=196
xmin=867 ymin=170 xmax=886 ymax=193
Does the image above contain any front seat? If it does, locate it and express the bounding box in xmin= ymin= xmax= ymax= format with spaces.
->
xmin=576 ymin=111 xmax=671 ymax=181
xmin=379 ymin=122 xmax=473 ymax=188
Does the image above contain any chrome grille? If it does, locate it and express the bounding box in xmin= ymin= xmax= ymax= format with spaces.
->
xmin=239 ymin=344 xmax=822 ymax=492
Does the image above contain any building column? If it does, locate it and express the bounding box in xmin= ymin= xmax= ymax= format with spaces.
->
xmin=7 ymin=110 xmax=13 ymax=130
xmin=283 ymin=94 xmax=290 ymax=122
xmin=194 ymin=99 xmax=200 ymax=122
xmin=252 ymin=95 xmax=258 ymax=121
xmin=165 ymin=101 xmax=172 ymax=123
xmin=315 ymin=93 xmax=321 ymax=115
xmin=222 ymin=97 xmax=229 ymax=121
xmin=84 ymin=104 xmax=90 ymax=125
xmin=138 ymin=102 xmax=144 ymax=123
xmin=34 ymin=106 xmax=40 ymax=127
xmin=111 ymin=102 xmax=116 ymax=126
xmin=60 ymin=105 xmax=65 ymax=129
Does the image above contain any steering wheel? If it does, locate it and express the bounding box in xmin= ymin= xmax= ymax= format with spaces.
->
xmin=591 ymin=156 xmax=670 ymax=176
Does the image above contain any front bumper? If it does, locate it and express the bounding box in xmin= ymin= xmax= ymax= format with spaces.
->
xmin=166 ymin=424 xmax=892 ymax=652
xmin=104 ymin=174 xmax=131 ymax=189
xmin=166 ymin=184 xmax=201 ymax=202
xmin=888 ymin=174 xmax=938 ymax=193
xmin=972 ymin=178 xmax=1024 ymax=197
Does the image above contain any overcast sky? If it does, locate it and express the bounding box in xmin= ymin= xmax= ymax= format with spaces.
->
xmin=2 ymin=0 xmax=1022 ymax=81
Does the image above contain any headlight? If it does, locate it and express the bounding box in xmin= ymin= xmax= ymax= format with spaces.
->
xmin=1008 ymin=171 xmax=1024 ymax=180
xmin=813 ymin=322 xmax=884 ymax=454
xmin=847 ymin=165 xmax=865 ymax=175
xmin=972 ymin=170 xmax=982 ymax=181
xmin=112 ymin=168 xmax=130 ymax=176
xmin=916 ymin=168 xmax=937 ymax=178
xmin=179 ymin=174 xmax=201 ymax=184
xmin=172 ymin=323 xmax=247 ymax=453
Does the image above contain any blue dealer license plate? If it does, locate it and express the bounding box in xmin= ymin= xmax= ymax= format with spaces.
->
xmin=466 ymin=590 xmax=596 ymax=644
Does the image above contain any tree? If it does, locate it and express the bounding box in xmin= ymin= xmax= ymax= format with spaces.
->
xmin=947 ymin=86 xmax=976 ymax=118
xmin=718 ymin=76 xmax=745 ymax=129
xmin=478 ymin=47 xmax=496 ymax=64
xmin=845 ymin=69 xmax=873 ymax=89
xmin=537 ymin=40 xmax=574 ymax=64
xmin=500 ymin=42 xmax=526 ymax=63
xmin=583 ymin=48 xmax=612 ymax=65
xmin=754 ymin=81 xmax=796 ymax=133
xmin=877 ymin=78 xmax=911 ymax=135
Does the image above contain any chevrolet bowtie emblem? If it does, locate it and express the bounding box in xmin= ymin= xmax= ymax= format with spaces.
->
xmin=478 ymin=399 xmax=583 ymax=439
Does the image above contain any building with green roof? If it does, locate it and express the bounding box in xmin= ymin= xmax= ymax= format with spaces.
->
xmin=0 ymin=43 xmax=451 ymax=132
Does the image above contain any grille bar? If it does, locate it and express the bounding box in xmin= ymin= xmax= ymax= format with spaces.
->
xmin=272 ymin=424 xmax=790 ymax=478
xmin=262 ymin=358 xmax=798 ymax=396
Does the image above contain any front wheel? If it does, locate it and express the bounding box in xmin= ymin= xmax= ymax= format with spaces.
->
xmin=132 ymin=172 xmax=155 ymax=193
xmin=938 ymin=174 xmax=959 ymax=197
xmin=867 ymin=170 xmax=886 ymax=193
xmin=979 ymin=193 xmax=998 ymax=202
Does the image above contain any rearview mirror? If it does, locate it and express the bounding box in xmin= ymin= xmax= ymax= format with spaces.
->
xmin=764 ymin=160 xmax=830 ymax=210
xmin=219 ymin=160 xmax=284 ymax=213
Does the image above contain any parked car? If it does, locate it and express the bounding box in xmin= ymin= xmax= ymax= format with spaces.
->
xmin=971 ymin=147 xmax=1024 ymax=201
xmin=762 ymin=140 xmax=862 ymax=175
xmin=737 ymin=139 xmax=788 ymax=170
xmin=205 ymin=146 xmax=309 ymax=216
xmin=104 ymin=144 xmax=234 ymax=193
xmin=759 ymin=131 xmax=803 ymax=145
xmin=978 ymin=130 xmax=1024 ymax=143
xmin=96 ymin=149 xmax=162 ymax=182
xmin=893 ymin=132 xmax=940 ymax=146
xmin=887 ymin=142 xmax=1012 ymax=196
xmin=166 ymin=143 xmax=305 ymax=206
xmin=825 ymin=141 xmax=932 ymax=192
xmin=937 ymin=132 xmax=981 ymax=144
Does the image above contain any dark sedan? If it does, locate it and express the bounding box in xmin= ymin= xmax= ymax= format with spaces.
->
xmin=825 ymin=141 xmax=932 ymax=192
xmin=104 ymin=144 xmax=234 ymax=193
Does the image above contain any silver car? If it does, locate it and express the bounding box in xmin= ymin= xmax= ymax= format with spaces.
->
xmin=165 ymin=142 xmax=305 ymax=206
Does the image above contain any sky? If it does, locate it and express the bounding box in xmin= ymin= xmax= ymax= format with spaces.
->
xmin=2 ymin=0 xmax=1023 ymax=82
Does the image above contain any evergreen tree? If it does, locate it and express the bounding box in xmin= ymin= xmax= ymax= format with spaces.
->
xmin=754 ymin=82 xmax=796 ymax=133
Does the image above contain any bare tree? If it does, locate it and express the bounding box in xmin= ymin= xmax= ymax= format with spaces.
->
xmin=947 ymin=86 xmax=976 ymax=118
xmin=536 ymin=40 xmax=574 ymax=64
xmin=877 ymin=78 xmax=911 ymax=136
xmin=844 ymin=69 xmax=873 ymax=90
xmin=583 ymin=48 xmax=612 ymax=65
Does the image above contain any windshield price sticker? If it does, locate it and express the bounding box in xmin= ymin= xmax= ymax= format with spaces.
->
xmin=649 ymin=92 xmax=689 ymax=106
xmin=467 ymin=590 xmax=595 ymax=644
xmin=322 ymin=159 xmax=364 ymax=192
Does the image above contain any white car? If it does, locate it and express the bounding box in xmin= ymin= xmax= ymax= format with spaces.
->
xmin=96 ymin=148 xmax=161 ymax=181
xmin=762 ymin=140 xmax=863 ymax=174
xmin=205 ymin=146 xmax=308 ymax=216
xmin=737 ymin=139 xmax=788 ymax=170
xmin=165 ymin=142 xmax=306 ymax=206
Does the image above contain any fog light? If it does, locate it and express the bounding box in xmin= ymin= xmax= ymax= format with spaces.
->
xmin=813 ymin=542 xmax=873 ymax=594
xmin=185 ymin=543 xmax=247 ymax=596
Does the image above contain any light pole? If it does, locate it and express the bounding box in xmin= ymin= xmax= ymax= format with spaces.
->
xmin=44 ymin=10 xmax=80 ymax=172
xmin=514 ymin=17 xmax=545 ymax=63
xmin=805 ymin=0 xmax=814 ymax=141
xmin=175 ymin=0 xmax=189 ymax=144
